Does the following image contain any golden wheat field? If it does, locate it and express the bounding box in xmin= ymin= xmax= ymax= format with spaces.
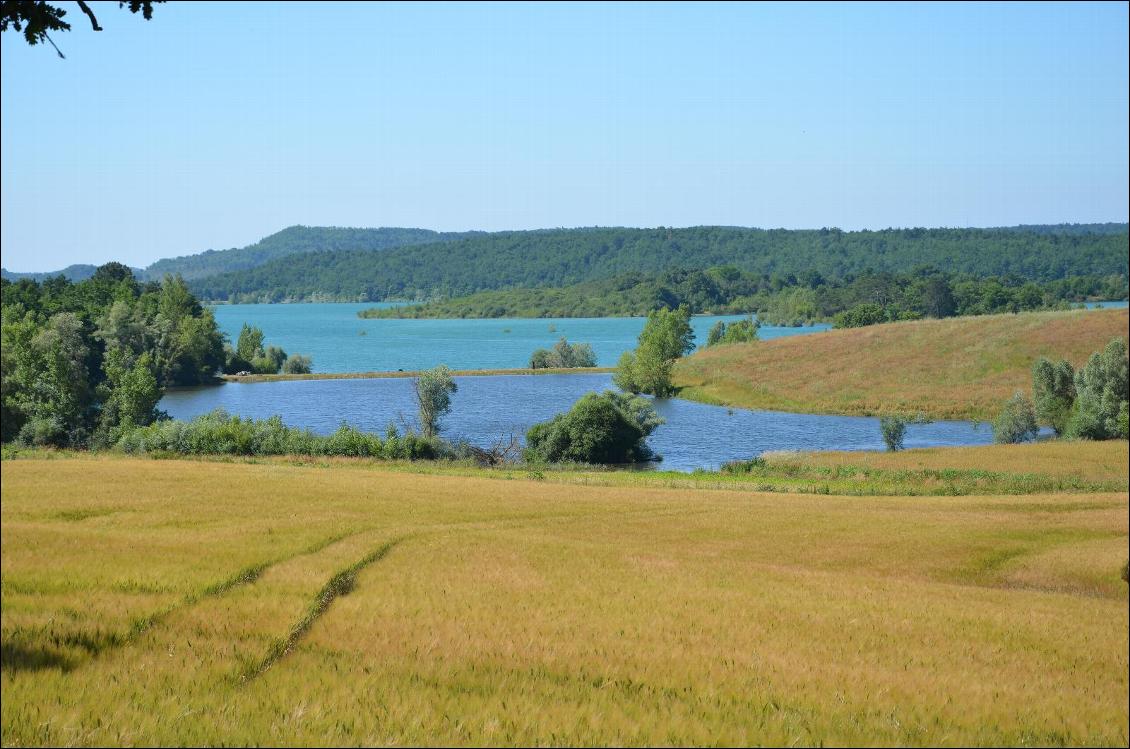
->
xmin=674 ymin=308 xmax=1129 ymax=420
xmin=1 ymin=450 xmax=1128 ymax=746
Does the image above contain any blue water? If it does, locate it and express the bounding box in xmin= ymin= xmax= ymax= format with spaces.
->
xmin=1082 ymin=300 xmax=1129 ymax=309
xmin=208 ymin=303 xmax=831 ymax=373
xmin=160 ymin=374 xmax=994 ymax=472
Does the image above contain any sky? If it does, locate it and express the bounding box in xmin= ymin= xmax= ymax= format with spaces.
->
xmin=1 ymin=1 xmax=1127 ymax=271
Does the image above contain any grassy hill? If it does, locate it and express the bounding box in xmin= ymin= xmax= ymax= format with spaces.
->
xmin=674 ymin=307 xmax=1129 ymax=420
xmin=2 ymin=448 xmax=1126 ymax=745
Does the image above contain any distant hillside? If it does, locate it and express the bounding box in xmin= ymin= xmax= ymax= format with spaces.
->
xmin=1 ymin=264 xmax=104 ymax=283
xmin=141 ymin=226 xmax=482 ymax=281
xmin=189 ymin=225 xmax=1130 ymax=303
xmin=674 ymin=307 xmax=1130 ymax=420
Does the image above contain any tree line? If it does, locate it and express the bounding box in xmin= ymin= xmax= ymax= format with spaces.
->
xmin=1 ymin=265 xmax=224 ymax=446
xmin=192 ymin=225 xmax=1128 ymax=303
xmin=365 ymin=266 xmax=1126 ymax=325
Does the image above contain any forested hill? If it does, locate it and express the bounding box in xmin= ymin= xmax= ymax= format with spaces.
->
xmin=189 ymin=225 xmax=1130 ymax=303
xmin=1 ymin=264 xmax=104 ymax=283
xmin=142 ymin=226 xmax=483 ymax=280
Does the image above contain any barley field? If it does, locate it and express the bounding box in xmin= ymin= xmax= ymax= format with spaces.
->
xmin=2 ymin=451 xmax=1127 ymax=746
xmin=674 ymin=308 xmax=1129 ymax=420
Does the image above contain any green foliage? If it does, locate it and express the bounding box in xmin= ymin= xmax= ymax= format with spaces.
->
xmin=141 ymin=226 xmax=481 ymax=283
xmin=706 ymin=316 xmax=759 ymax=347
xmin=528 ymin=338 xmax=597 ymax=369
xmin=1 ymin=267 xmax=224 ymax=447
xmin=993 ymin=392 xmax=1040 ymax=444
xmin=879 ymin=416 xmax=907 ymax=452
xmin=524 ymin=391 xmax=663 ymax=465
xmin=282 ymin=354 xmax=313 ymax=375
xmin=414 ymin=365 xmax=457 ymax=438
xmin=195 ymin=225 xmax=1130 ymax=304
xmin=614 ymin=306 xmax=694 ymax=397
xmin=1032 ymin=358 xmax=1076 ymax=436
xmin=1066 ymin=337 xmax=1129 ymax=440
xmin=1 ymin=1 xmax=162 ymax=53
xmin=117 ymin=410 xmax=442 ymax=460
xmin=236 ymin=324 xmax=265 ymax=363
xmin=834 ymin=303 xmax=889 ymax=329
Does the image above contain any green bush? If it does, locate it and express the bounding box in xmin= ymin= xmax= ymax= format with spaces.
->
xmin=879 ymin=416 xmax=907 ymax=452
xmin=117 ymin=410 xmax=442 ymax=460
xmin=524 ymin=391 xmax=663 ymax=465
xmin=706 ymin=317 xmax=760 ymax=347
xmin=282 ymin=354 xmax=313 ymax=374
xmin=833 ymin=303 xmax=888 ymax=328
xmin=992 ymin=392 xmax=1039 ymax=444
xmin=529 ymin=338 xmax=597 ymax=369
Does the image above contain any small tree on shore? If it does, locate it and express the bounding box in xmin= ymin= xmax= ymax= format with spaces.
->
xmin=1032 ymin=357 xmax=1075 ymax=436
xmin=414 ymin=365 xmax=457 ymax=438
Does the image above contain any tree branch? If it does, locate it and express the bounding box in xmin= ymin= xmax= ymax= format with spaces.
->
xmin=75 ymin=1 xmax=102 ymax=31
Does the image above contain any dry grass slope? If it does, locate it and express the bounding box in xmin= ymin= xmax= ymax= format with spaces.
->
xmin=675 ymin=308 xmax=1129 ymax=419
xmin=2 ymin=454 xmax=1127 ymax=745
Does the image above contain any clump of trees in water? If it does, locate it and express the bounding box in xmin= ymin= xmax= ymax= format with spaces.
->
xmin=614 ymin=306 xmax=695 ymax=397
xmin=992 ymin=337 xmax=1128 ymax=443
xmin=1 ymin=265 xmax=225 ymax=447
xmin=525 ymin=391 xmax=663 ymax=465
xmin=223 ymin=323 xmax=312 ymax=375
xmin=528 ymin=338 xmax=597 ymax=369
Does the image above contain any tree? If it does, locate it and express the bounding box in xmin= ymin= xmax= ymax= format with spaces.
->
xmin=1067 ymin=337 xmax=1129 ymax=440
xmin=706 ymin=320 xmax=725 ymax=347
xmin=413 ymin=364 xmax=457 ymax=438
xmin=1032 ymin=357 xmax=1075 ymax=436
xmin=236 ymin=324 xmax=265 ymax=364
xmin=614 ymin=305 xmax=694 ymax=396
xmin=993 ymin=392 xmax=1039 ymax=444
xmin=2 ymin=1 xmax=163 ymax=57
xmin=282 ymin=354 xmax=312 ymax=375
xmin=879 ymin=415 xmax=907 ymax=452
xmin=525 ymin=391 xmax=663 ymax=464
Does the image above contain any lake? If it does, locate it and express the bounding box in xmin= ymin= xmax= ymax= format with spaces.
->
xmin=161 ymin=374 xmax=995 ymax=472
xmin=209 ymin=303 xmax=832 ymax=372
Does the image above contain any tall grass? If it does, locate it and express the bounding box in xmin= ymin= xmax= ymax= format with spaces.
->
xmin=2 ymin=455 xmax=1126 ymax=745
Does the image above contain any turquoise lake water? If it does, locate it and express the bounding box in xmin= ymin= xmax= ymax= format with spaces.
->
xmin=209 ymin=303 xmax=832 ymax=373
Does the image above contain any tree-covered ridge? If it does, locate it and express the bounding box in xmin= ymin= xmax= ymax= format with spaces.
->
xmin=362 ymin=267 xmax=1127 ymax=321
xmin=189 ymin=225 xmax=1129 ymax=303
xmin=142 ymin=225 xmax=483 ymax=281
xmin=1 ymin=264 xmax=106 ymax=283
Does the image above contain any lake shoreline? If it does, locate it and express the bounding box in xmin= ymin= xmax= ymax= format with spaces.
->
xmin=216 ymin=366 xmax=616 ymax=384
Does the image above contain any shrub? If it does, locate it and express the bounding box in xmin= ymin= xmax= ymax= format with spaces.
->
xmin=525 ymin=391 xmax=663 ymax=464
xmin=879 ymin=416 xmax=907 ymax=452
xmin=282 ymin=354 xmax=313 ymax=374
xmin=117 ymin=410 xmax=445 ymax=460
xmin=993 ymin=392 xmax=1039 ymax=444
xmin=833 ymin=303 xmax=887 ymax=328
xmin=529 ymin=338 xmax=597 ymax=369
xmin=705 ymin=317 xmax=760 ymax=347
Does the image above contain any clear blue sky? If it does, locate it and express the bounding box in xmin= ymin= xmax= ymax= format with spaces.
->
xmin=1 ymin=1 xmax=1127 ymax=271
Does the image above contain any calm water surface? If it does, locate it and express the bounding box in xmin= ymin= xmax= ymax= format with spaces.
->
xmin=209 ymin=303 xmax=831 ymax=372
xmin=161 ymin=374 xmax=994 ymax=472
